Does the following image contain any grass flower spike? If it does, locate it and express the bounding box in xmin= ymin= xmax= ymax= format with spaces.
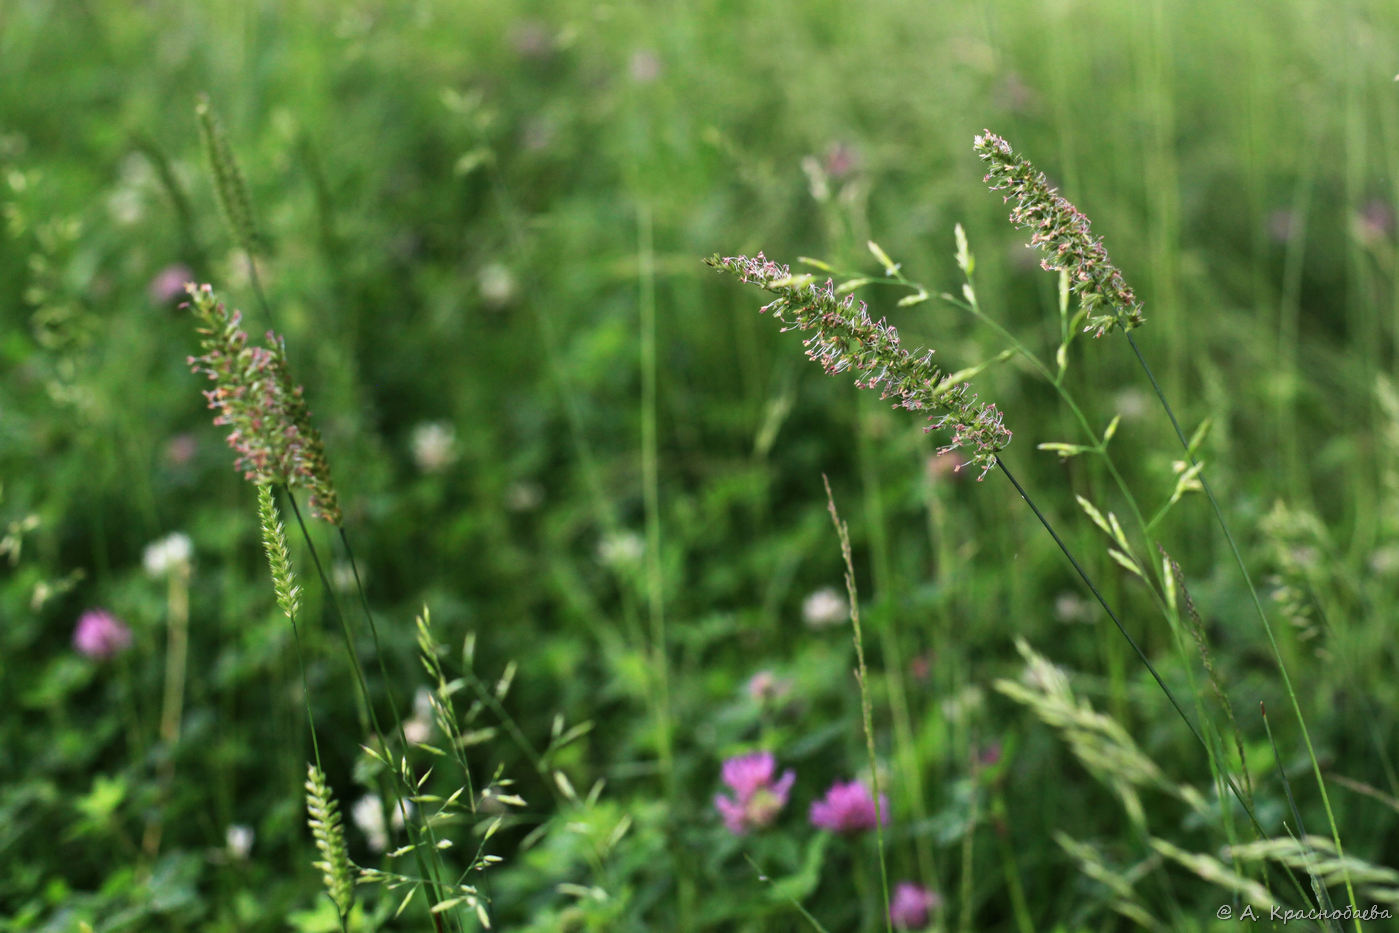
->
xmin=707 ymin=253 xmax=1012 ymax=478
xmin=974 ymin=130 xmax=1145 ymax=337
xmin=256 ymin=484 xmax=302 ymax=619
xmin=185 ymin=283 xmax=341 ymax=524
xmin=305 ymin=764 xmax=355 ymax=919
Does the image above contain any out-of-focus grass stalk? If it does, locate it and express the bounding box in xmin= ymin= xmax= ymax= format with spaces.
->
xmin=141 ymin=557 xmax=190 ymax=860
xmin=823 ymin=476 xmax=893 ymax=933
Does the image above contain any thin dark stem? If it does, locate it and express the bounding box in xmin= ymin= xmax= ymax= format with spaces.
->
xmin=246 ymin=252 xmax=276 ymax=332
xmin=1262 ymin=703 xmax=1339 ymax=927
xmin=1124 ymin=332 xmax=1358 ymax=924
xmin=284 ymin=497 xmax=453 ymax=933
xmin=994 ymin=457 xmax=1200 ymax=744
xmin=992 ymin=455 xmax=1315 ymax=910
xmin=276 ymin=486 xmax=324 ymax=772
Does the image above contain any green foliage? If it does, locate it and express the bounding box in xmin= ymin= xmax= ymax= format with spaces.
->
xmin=3 ymin=0 xmax=1399 ymax=931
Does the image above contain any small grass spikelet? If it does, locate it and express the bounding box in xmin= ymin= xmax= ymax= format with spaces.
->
xmin=195 ymin=95 xmax=266 ymax=256
xmin=256 ymin=484 xmax=302 ymax=619
xmin=974 ymin=130 xmax=1145 ymax=337
xmin=707 ymin=253 xmax=1011 ymax=478
xmin=305 ymin=763 xmax=355 ymax=919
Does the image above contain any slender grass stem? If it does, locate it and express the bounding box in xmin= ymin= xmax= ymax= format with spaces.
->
xmin=991 ymin=790 xmax=1034 ymax=933
xmin=855 ymin=404 xmax=935 ymax=885
xmin=637 ymin=203 xmax=674 ymax=794
xmin=141 ymin=563 xmax=190 ymax=860
xmin=1262 ymin=702 xmax=1339 ymax=926
xmin=283 ymin=497 xmax=454 ymax=933
xmin=823 ymin=476 xmax=893 ymax=933
xmin=743 ymin=855 xmax=832 ymax=932
xmin=271 ymin=485 xmax=324 ymax=773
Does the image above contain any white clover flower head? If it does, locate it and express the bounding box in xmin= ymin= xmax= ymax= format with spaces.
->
xmin=1368 ymin=544 xmax=1399 ymax=576
xmin=352 ymin=795 xmax=388 ymax=852
xmin=1112 ymin=387 xmax=1149 ymax=421
xmin=939 ymin=684 xmax=985 ymax=722
xmin=404 ymin=687 xmax=435 ymax=745
xmin=411 ymin=421 xmax=458 ymax=474
xmin=352 ymin=794 xmax=414 ymax=853
xmin=802 ymin=586 xmax=848 ymax=629
xmin=504 ymin=480 xmax=544 ymax=512
xmin=143 ymin=532 xmax=193 ymax=578
xmin=1054 ymin=591 xmax=1092 ymax=624
xmin=478 ymin=262 xmax=517 ymax=309
xmin=628 ymin=49 xmax=663 ymax=83
xmin=746 ymin=670 xmax=793 ymax=705
xmin=332 ymin=561 xmax=358 ymax=594
xmin=225 ymin=823 xmax=254 ymax=860
xmin=598 ymin=530 xmax=644 ymax=569
xmin=107 ymin=187 xmax=145 ymax=226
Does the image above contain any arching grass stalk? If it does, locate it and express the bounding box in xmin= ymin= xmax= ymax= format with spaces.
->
xmin=257 ymin=484 xmax=348 ymax=925
xmin=867 ymin=237 xmax=1250 ymax=848
xmin=992 ymin=454 xmax=1301 ymax=890
xmin=188 ymin=106 xmax=471 ymax=922
xmin=283 ymin=470 xmax=456 ymax=933
xmin=975 ymin=129 xmax=1359 ymax=926
xmin=184 ymin=283 xmax=457 ymax=931
xmin=140 ymin=545 xmax=191 ymax=861
xmin=1262 ymin=701 xmax=1336 ymax=919
xmin=707 ymin=252 xmax=1319 ymax=915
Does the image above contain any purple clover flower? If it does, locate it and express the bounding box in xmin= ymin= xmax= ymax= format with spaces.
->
xmin=808 ymin=779 xmax=888 ymax=834
xmin=713 ymin=751 xmax=795 ymax=835
xmin=889 ymin=881 xmax=941 ymax=929
xmin=73 ymin=609 xmax=132 ymax=660
xmin=745 ymin=670 xmax=792 ymax=706
xmin=148 ymin=264 xmax=194 ymax=305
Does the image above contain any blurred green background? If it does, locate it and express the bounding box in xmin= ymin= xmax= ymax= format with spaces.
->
xmin=3 ymin=0 xmax=1398 ymax=930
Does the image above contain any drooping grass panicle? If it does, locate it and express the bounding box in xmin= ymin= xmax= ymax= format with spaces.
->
xmin=707 ymin=253 xmax=1011 ymax=478
xmin=305 ymin=763 xmax=355 ymax=919
xmin=256 ymin=483 xmax=302 ymax=619
xmin=196 ymin=95 xmax=266 ymax=257
xmin=974 ymin=130 xmax=1145 ymax=338
xmin=185 ymin=283 xmax=342 ymax=524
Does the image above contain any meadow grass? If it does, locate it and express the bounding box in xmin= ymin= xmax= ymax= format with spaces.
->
xmin=2 ymin=1 xmax=1398 ymax=930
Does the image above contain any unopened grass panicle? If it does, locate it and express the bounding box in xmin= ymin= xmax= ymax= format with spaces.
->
xmin=256 ymin=484 xmax=302 ymax=620
xmin=195 ymin=96 xmax=266 ymax=257
xmin=305 ymin=763 xmax=355 ymax=920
